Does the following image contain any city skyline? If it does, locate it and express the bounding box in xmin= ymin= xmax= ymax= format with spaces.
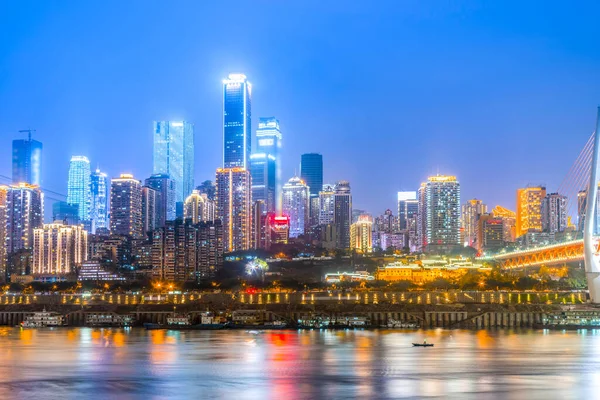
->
xmin=2 ymin=2 xmax=599 ymax=216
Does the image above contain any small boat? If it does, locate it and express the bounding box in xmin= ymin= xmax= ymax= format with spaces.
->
xmin=412 ymin=343 xmax=434 ymax=347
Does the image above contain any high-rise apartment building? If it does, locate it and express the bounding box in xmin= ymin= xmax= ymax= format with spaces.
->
xmin=461 ymin=199 xmax=487 ymax=248
xmin=350 ymin=215 xmax=373 ymax=253
xmin=334 ymin=181 xmax=352 ymax=249
xmin=300 ymin=153 xmax=323 ymax=226
xmin=541 ymin=193 xmax=568 ymax=233
xmin=476 ymin=214 xmax=504 ymax=252
xmin=516 ymin=186 xmax=546 ymax=237
xmin=282 ymin=177 xmax=310 ymax=238
xmin=67 ymin=156 xmax=91 ymax=223
xmin=110 ymin=174 xmax=143 ymax=239
xmin=145 ymin=173 xmax=176 ymax=227
xmin=2 ymin=183 xmax=44 ymax=254
xmin=0 ymin=188 xmax=7 ymax=280
xmin=32 ymin=222 xmax=87 ymax=275
xmin=250 ymin=153 xmax=276 ymax=214
xmin=90 ymin=169 xmax=109 ymax=233
xmin=319 ymin=184 xmax=336 ymax=226
xmin=153 ymin=121 xmax=195 ymax=203
xmin=141 ymin=186 xmax=159 ymax=234
xmin=12 ymin=132 xmax=42 ymax=186
xmin=223 ymin=74 xmax=252 ymax=169
xmin=397 ymin=191 xmax=417 ymax=230
xmin=491 ymin=205 xmax=517 ymax=243
xmin=184 ymin=190 xmax=215 ymax=224
xmin=215 ymin=168 xmax=252 ymax=252
xmin=421 ymin=175 xmax=461 ymax=251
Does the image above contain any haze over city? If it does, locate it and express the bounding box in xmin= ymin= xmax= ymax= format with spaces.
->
xmin=2 ymin=1 xmax=600 ymax=214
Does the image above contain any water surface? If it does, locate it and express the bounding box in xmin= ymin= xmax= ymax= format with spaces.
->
xmin=0 ymin=327 xmax=597 ymax=399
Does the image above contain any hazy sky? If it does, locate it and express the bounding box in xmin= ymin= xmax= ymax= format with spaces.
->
xmin=1 ymin=1 xmax=599 ymax=217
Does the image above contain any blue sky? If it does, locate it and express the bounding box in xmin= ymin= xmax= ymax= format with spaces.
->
xmin=1 ymin=0 xmax=599 ymax=216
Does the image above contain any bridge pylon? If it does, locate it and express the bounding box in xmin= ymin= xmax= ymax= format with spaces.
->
xmin=584 ymin=107 xmax=600 ymax=303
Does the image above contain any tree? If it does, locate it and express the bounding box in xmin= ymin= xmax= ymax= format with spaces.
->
xmin=196 ymin=180 xmax=216 ymax=201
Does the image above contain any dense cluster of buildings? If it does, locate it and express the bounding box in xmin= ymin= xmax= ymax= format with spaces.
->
xmin=0 ymin=74 xmax=583 ymax=284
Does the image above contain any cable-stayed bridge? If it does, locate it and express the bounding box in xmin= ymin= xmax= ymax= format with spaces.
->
xmin=484 ymin=108 xmax=600 ymax=302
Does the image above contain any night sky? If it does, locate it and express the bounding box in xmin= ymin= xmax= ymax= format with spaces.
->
xmin=1 ymin=1 xmax=599 ymax=217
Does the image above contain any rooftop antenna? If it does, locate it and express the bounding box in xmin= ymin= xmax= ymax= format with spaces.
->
xmin=19 ymin=129 xmax=36 ymax=141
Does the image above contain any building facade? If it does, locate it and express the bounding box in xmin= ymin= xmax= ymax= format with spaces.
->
xmin=282 ymin=177 xmax=310 ymax=238
xmin=223 ymin=74 xmax=252 ymax=169
xmin=215 ymin=168 xmax=252 ymax=252
xmin=2 ymin=184 xmax=44 ymax=254
xmin=141 ymin=186 xmax=159 ymax=235
xmin=350 ymin=215 xmax=373 ymax=253
xmin=461 ymin=199 xmax=487 ymax=248
xmin=255 ymin=117 xmax=282 ymax=212
xmin=90 ymin=169 xmax=109 ymax=233
xmin=110 ymin=174 xmax=143 ymax=239
xmin=541 ymin=192 xmax=568 ymax=233
xmin=249 ymin=153 xmax=276 ymax=214
xmin=12 ymin=133 xmax=42 ymax=186
xmin=67 ymin=156 xmax=91 ymax=223
xmin=422 ymin=175 xmax=461 ymax=251
xmin=397 ymin=191 xmax=417 ymax=230
xmin=516 ymin=186 xmax=546 ymax=237
xmin=300 ymin=153 xmax=323 ymax=227
xmin=334 ymin=181 xmax=352 ymax=249
xmin=184 ymin=190 xmax=215 ymax=224
xmin=145 ymin=173 xmax=176 ymax=227
xmin=153 ymin=121 xmax=195 ymax=203
xmin=32 ymin=222 xmax=87 ymax=275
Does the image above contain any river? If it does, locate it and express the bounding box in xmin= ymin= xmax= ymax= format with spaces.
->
xmin=0 ymin=327 xmax=597 ymax=399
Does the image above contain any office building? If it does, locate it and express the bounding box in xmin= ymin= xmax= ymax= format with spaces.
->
xmin=541 ymin=193 xmax=568 ymax=233
xmin=215 ymin=168 xmax=252 ymax=252
xmin=516 ymin=186 xmax=546 ymax=237
xmin=319 ymin=184 xmax=335 ymax=225
xmin=334 ymin=181 xmax=352 ymax=249
xmin=12 ymin=131 xmax=42 ymax=186
xmin=67 ymin=156 xmax=91 ymax=222
xmin=2 ymin=183 xmax=44 ymax=254
xmin=90 ymin=169 xmax=109 ymax=233
xmin=282 ymin=176 xmax=310 ymax=238
xmin=375 ymin=209 xmax=395 ymax=233
xmin=255 ymin=117 xmax=282 ymax=211
xmin=476 ymin=214 xmax=504 ymax=252
xmin=223 ymin=74 xmax=252 ymax=169
xmin=250 ymin=153 xmax=276 ymax=214
xmin=110 ymin=174 xmax=143 ymax=239
xmin=461 ymin=199 xmax=487 ymax=248
xmin=32 ymin=222 xmax=87 ymax=275
xmin=52 ymin=202 xmax=79 ymax=225
xmin=141 ymin=186 xmax=159 ymax=234
xmin=397 ymin=191 xmax=417 ymax=230
xmin=421 ymin=175 xmax=461 ymax=251
xmin=184 ymin=189 xmax=215 ymax=224
xmin=350 ymin=215 xmax=373 ymax=253
xmin=153 ymin=121 xmax=195 ymax=203
xmin=145 ymin=173 xmax=176 ymax=227
xmin=301 ymin=153 xmax=323 ymax=226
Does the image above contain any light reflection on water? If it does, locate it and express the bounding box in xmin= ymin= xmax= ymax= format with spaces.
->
xmin=0 ymin=328 xmax=598 ymax=399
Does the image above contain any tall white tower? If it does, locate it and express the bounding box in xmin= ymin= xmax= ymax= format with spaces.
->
xmin=584 ymin=107 xmax=600 ymax=303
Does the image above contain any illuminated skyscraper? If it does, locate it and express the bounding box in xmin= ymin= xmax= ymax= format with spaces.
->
xmin=541 ymin=193 xmax=568 ymax=233
xmin=516 ymin=186 xmax=546 ymax=237
xmin=461 ymin=199 xmax=487 ymax=247
xmin=2 ymin=183 xmax=44 ymax=254
xmin=153 ymin=121 xmax=195 ymax=203
xmin=12 ymin=131 xmax=42 ymax=186
xmin=141 ymin=186 xmax=159 ymax=234
xmin=0 ymin=188 xmax=7 ymax=280
xmin=223 ymin=74 xmax=252 ymax=169
xmin=319 ymin=184 xmax=335 ymax=225
xmin=351 ymin=215 xmax=373 ymax=253
xmin=491 ymin=205 xmax=517 ymax=243
xmin=52 ymin=202 xmax=79 ymax=225
xmin=145 ymin=173 xmax=176 ymax=227
xmin=110 ymin=174 xmax=143 ymax=239
xmin=255 ymin=117 xmax=282 ymax=211
xmin=476 ymin=214 xmax=504 ymax=252
xmin=250 ymin=153 xmax=276 ymax=214
xmin=184 ymin=190 xmax=215 ymax=224
xmin=67 ymin=156 xmax=91 ymax=223
xmin=397 ymin=191 xmax=417 ymax=230
xmin=32 ymin=222 xmax=87 ymax=275
xmin=90 ymin=169 xmax=109 ymax=232
xmin=334 ymin=181 xmax=352 ymax=249
xmin=215 ymin=168 xmax=252 ymax=252
xmin=282 ymin=177 xmax=310 ymax=238
xmin=422 ymin=175 xmax=461 ymax=251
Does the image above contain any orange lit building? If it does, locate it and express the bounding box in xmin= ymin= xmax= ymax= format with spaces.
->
xmin=350 ymin=214 xmax=373 ymax=253
xmin=376 ymin=260 xmax=488 ymax=284
xmin=516 ymin=186 xmax=546 ymax=238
